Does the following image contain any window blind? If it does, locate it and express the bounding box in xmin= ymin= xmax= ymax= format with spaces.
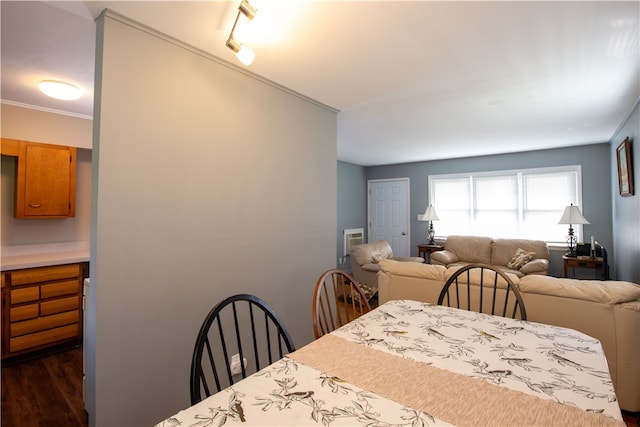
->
xmin=429 ymin=166 xmax=582 ymax=242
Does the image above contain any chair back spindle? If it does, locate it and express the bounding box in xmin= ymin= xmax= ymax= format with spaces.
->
xmin=190 ymin=294 xmax=295 ymax=405
xmin=312 ymin=269 xmax=372 ymax=339
xmin=437 ymin=263 xmax=527 ymax=320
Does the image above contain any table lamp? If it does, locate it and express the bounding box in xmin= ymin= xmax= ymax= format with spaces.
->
xmin=558 ymin=203 xmax=589 ymax=256
xmin=420 ymin=205 xmax=439 ymax=245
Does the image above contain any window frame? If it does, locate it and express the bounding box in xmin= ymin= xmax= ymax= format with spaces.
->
xmin=428 ymin=165 xmax=584 ymax=244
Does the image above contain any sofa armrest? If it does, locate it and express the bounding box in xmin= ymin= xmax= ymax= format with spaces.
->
xmin=361 ymin=263 xmax=382 ymax=273
xmin=392 ymin=256 xmax=425 ymax=263
xmin=431 ymin=250 xmax=458 ymax=265
xmin=520 ymin=258 xmax=549 ymax=275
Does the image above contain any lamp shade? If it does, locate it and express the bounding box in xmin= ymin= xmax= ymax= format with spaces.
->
xmin=420 ymin=205 xmax=439 ymax=221
xmin=558 ymin=204 xmax=590 ymax=225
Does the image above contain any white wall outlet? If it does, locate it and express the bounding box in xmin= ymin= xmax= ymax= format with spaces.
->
xmin=230 ymin=353 xmax=247 ymax=375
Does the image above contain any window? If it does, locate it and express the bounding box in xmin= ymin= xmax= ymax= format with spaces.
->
xmin=429 ymin=166 xmax=583 ymax=243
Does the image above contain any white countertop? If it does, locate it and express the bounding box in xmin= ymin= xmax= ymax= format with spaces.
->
xmin=1 ymin=242 xmax=90 ymax=271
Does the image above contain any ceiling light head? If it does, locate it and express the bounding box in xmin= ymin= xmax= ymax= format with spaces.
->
xmin=239 ymin=0 xmax=257 ymax=20
xmin=226 ymin=37 xmax=255 ymax=66
xmin=38 ymin=80 xmax=82 ymax=100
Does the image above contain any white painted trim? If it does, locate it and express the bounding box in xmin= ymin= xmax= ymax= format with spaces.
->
xmin=0 ymin=100 xmax=93 ymax=120
xmin=100 ymin=9 xmax=340 ymax=114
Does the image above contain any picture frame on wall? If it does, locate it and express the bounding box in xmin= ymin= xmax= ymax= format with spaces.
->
xmin=616 ymin=137 xmax=634 ymax=196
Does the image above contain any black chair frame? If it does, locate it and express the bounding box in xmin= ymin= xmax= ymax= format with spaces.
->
xmin=190 ymin=294 xmax=295 ymax=405
xmin=437 ymin=263 xmax=527 ymax=320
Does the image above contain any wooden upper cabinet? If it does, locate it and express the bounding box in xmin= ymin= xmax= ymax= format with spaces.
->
xmin=1 ymin=139 xmax=76 ymax=218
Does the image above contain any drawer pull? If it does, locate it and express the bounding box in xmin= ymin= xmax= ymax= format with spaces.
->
xmin=28 ymin=204 xmax=42 ymax=208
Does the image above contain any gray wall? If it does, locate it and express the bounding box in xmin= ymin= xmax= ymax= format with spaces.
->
xmin=364 ymin=143 xmax=613 ymax=278
xmin=610 ymin=100 xmax=640 ymax=283
xmin=89 ymin=11 xmax=337 ymax=426
xmin=337 ymin=161 xmax=367 ymax=272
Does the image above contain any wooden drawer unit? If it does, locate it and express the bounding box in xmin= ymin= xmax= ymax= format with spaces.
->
xmin=40 ymin=280 xmax=79 ymax=299
xmin=10 ymin=264 xmax=80 ymax=285
xmin=10 ymin=303 xmax=39 ymax=322
xmin=10 ymin=286 xmax=40 ymax=304
xmin=2 ymin=263 xmax=85 ymax=359
xmin=41 ymin=296 xmax=79 ymax=316
xmin=11 ymin=310 xmax=79 ymax=337
xmin=10 ymin=324 xmax=79 ymax=354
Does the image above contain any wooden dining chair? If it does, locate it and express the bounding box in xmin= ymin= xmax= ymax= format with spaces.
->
xmin=190 ymin=294 xmax=295 ymax=405
xmin=437 ymin=263 xmax=527 ymax=320
xmin=312 ymin=269 xmax=372 ymax=339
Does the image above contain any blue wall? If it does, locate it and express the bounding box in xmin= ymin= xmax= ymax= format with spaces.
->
xmin=337 ymin=161 xmax=368 ymax=272
xmin=339 ymin=143 xmax=614 ymax=278
xmin=610 ymin=100 xmax=640 ymax=283
xmin=338 ymin=97 xmax=640 ymax=283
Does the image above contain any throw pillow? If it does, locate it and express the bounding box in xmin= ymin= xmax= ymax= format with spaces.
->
xmin=371 ymin=254 xmax=384 ymax=263
xmin=507 ymin=248 xmax=536 ymax=270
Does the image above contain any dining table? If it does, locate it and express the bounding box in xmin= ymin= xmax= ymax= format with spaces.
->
xmin=156 ymin=299 xmax=624 ymax=426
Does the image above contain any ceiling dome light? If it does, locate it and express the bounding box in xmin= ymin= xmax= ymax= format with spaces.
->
xmin=38 ymin=80 xmax=82 ymax=100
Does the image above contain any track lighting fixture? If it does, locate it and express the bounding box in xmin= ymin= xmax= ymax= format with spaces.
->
xmin=226 ymin=0 xmax=257 ymax=66
xmin=238 ymin=0 xmax=256 ymax=20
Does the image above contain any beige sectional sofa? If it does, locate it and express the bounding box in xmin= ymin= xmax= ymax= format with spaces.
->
xmin=349 ymin=240 xmax=424 ymax=290
xmin=431 ymin=235 xmax=550 ymax=277
xmin=377 ymin=259 xmax=640 ymax=412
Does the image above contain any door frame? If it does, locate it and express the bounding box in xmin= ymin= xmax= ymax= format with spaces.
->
xmin=367 ymin=177 xmax=411 ymax=257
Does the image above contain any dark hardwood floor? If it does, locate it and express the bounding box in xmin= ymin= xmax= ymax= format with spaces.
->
xmin=624 ymin=411 xmax=640 ymax=427
xmin=1 ymin=347 xmax=87 ymax=427
xmin=0 ymin=346 xmax=638 ymax=427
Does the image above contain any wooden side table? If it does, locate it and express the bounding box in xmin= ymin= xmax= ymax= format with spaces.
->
xmin=562 ymin=255 xmax=606 ymax=279
xmin=417 ymin=244 xmax=444 ymax=263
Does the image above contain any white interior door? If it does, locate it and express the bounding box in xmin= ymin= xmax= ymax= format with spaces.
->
xmin=368 ymin=178 xmax=410 ymax=257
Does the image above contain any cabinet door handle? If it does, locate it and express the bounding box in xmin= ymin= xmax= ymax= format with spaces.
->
xmin=28 ymin=204 xmax=42 ymax=208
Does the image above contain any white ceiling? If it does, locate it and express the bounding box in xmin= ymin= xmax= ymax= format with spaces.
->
xmin=2 ymin=1 xmax=639 ymax=166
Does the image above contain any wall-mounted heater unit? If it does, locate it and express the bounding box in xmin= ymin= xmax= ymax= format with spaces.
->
xmin=343 ymin=228 xmax=364 ymax=256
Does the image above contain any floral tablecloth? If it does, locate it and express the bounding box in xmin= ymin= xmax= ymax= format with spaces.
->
xmin=157 ymin=300 xmax=623 ymax=426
